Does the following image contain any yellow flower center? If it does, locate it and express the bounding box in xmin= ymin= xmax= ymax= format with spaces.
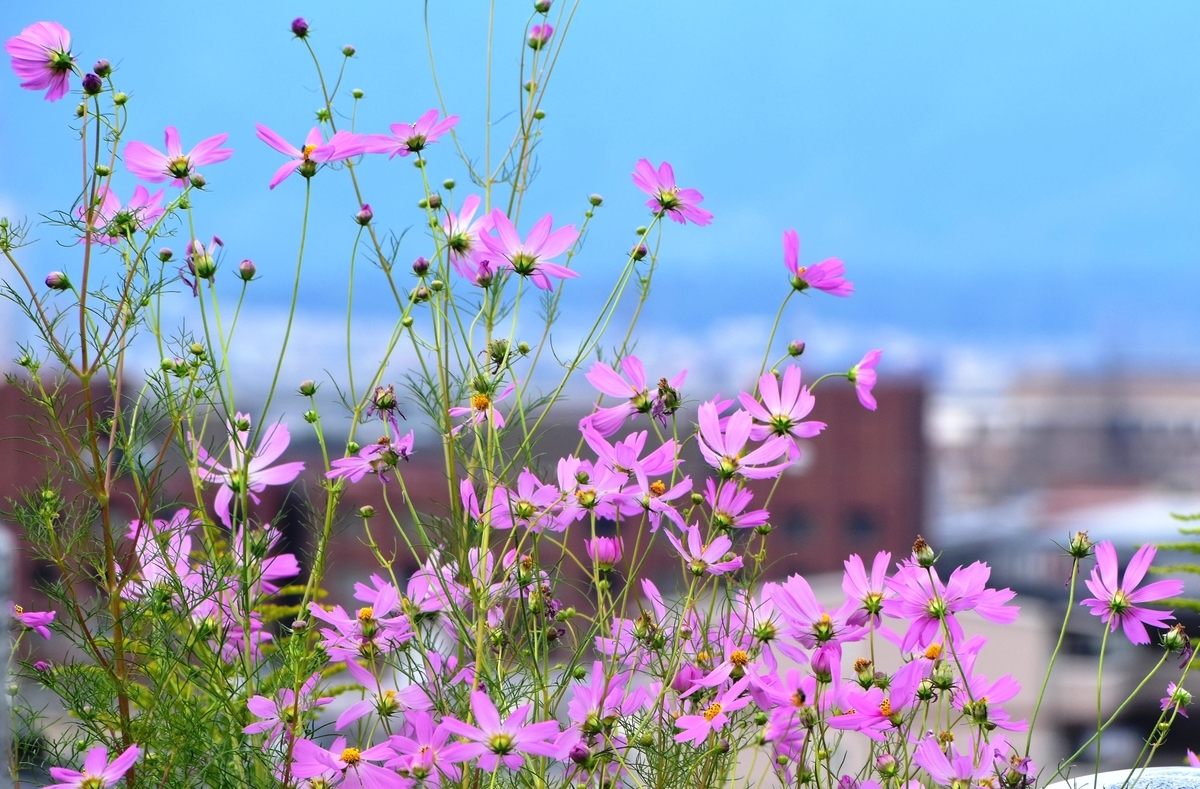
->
xmin=301 ymin=144 xmax=318 ymax=160
xmin=356 ymin=606 xmax=374 ymax=622
xmin=924 ymin=643 xmax=942 ymax=660
xmin=13 ymin=605 xmax=22 ymax=614
xmin=703 ymin=702 xmax=723 ymax=722
xmin=471 ymin=393 xmax=491 ymax=411
xmin=731 ymin=650 xmax=749 ymax=667
xmin=879 ymin=698 xmax=892 ymax=717
xmin=341 ymin=747 xmax=361 ymax=765
xmin=649 ymin=480 xmax=667 ymax=496
xmin=696 ymin=651 xmax=710 ymax=663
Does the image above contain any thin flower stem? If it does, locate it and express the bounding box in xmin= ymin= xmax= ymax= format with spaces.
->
xmin=1025 ymin=556 xmax=1080 ymax=757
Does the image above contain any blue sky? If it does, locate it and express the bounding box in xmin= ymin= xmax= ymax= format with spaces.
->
xmin=3 ymin=1 xmax=1200 ymax=394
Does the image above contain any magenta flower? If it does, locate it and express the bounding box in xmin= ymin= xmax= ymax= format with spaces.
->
xmin=770 ymin=573 xmax=864 ymax=652
xmin=480 ymin=209 xmax=580 ymax=291
xmin=383 ymin=711 xmax=469 ymax=784
xmin=848 ymin=350 xmax=882 ymax=411
xmin=255 ymin=124 xmax=367 ymax=189
xmin=829 ymin=660 xmax=923 ymax=741
xmin=449 ymin=383 xmax=515 ymax=435
xmin=439 ymin=690 xmax=562 ymax=771
xmin=243 ymin=672 xmax=332 ymax=743
xmin=1081 ymin=541 xmax=1184 ymax=645
xmin=77 ymin=186 xmax=166 ymax=245
xmin=6 ymin=22 xmax=74 ymax=102
xmin=291 ymin=736 xmax=402 ymax=789
xmin=674 ymin=678 xmax=751 ymax=744
xmin=666 ymin=523 xmax=743 ymax=576
xmin=12 ymin=604 xmax=55 ymax=639
xmin=336 ymin=659 xmax=433 ymax=730
xmin=367 ymin=109 xmax=459 ymax=158
xmin=528 ymin=24 xmax=554 ymax=50
xmin=842 ymin=551 xmax=892 ymax=627
xmin=193 ymin=413 xmax=305 ymax=527
xmin=125 ymin=127 xmax=233 ymax=187
xmin=444 ymin=194 xmax=494 ymax=266
xmin=45 ymin=744 xmax=140 ymax=789
xmin=582 ymin=355 xmax=686 ymax=437
xmin=326 ymin=433 xmax=413 ymax=484
xmin=122 ymin=508 xmax=199 ymax=600
xmin=739 ymin=366 xmax=826 ymax=451
xmin=885 ymin=561 xmax=1018 ymax=652
xmin=783 ymin=230 xmax=853 ymax=297
xmin=705 ymin=479 xmax=769 ymax=531
xmin=1162 ymin=682 xmax=1193 ymax=718
xmin=696 ymin=402 xmax=791 ymax=480
xmin=913 ymin=737 xmax=992 ymax=789
xmin=631 ymin=159 xmax=713 ymax=226
xmin=586 ymin=536 xmax=623 ymax=571
xmin=308 ymin=575 xmax=414 ymax=661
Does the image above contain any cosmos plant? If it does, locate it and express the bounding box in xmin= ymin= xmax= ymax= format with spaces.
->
xmin=2 ymin=6 xmax=1194 ymax=789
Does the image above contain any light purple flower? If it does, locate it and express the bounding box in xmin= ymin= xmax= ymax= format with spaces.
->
xmin=5 ymin=22 xmax=74 ymax=102
xmin=12 ymin=603 xmax=55 ymax=639
xmin=255 ymin=124 xmax=367 ymax=189
xmin=291 ymin=736 xmax=401 ymax=789
xmin=439 ymin=690 xmax=562 ymax=771
xmin=336 ymin=659 xmax=432 ymax=730
xmin=885 ymin=561 xmax=1018 ymax=652
xmin=367 ymin=109 xmax=458 ymax=158
xmin=913 ymin=737 xmax=992 ymax=789
xmin=666 ymin=523 xmax=743 ymax=576
xmin=848 ymin=350 xmax=882 ymax=411
xmin=674 ymin=678 xmax=751 ymax=744
xmin=770 ymin=573 xmax=865 ymax=652
xmin=696 ymin=402 xmax=791 ymax=480
xmin=1163 ymin=682 xmax=1192 ymax=718
xmin=783 ymin=229 xmax=853 ymax=297
xmin=76 ymin=185 xmax=166 ymax=246
xmin=705 ymin=479 xmax=769 ymax=531
xmin=1081 ymin=541 xmax=1184 ymax=645
xmin=586 ymin=536 xmax=623 ymax=571
xmin=581 ymin=355 xmax=686 ymax=437
xmin=383 ymin=711 xmax=469 ymax=784
xmin=842 ymin=551 xmax=892 ymax=627
xmin=45 ymin=745 xmax=140 ymax=789
xmin=632 ymin=159 xmax=713 ymax=226
xmin=124 ymin=126 xmax=233 ymax=187
xmin=739 ymin=366 xmax=826 ymax=451
xmin=829 ymin=662 xmax=922 ymax=741
xmin=194 ymin=412 xmax=305 ymax=527
xmin=480 ymin=210 xmax=579 ymax=291
xmin=444 ymin=194 xmax=494 ymax=266
xmin=243 ymin=673 xmax=332 ymax=743
xmin=326 ymin=433 xmax=413 ymax=484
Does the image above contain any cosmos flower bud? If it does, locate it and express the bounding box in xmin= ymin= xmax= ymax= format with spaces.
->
xmin=291 ymin=17 xmax=309 ymax=38
xmin=1068 ymin=530 xmax=1092 ymax=559
xmin=189 ymin=174 xmax=207 ymax=189
xmin=427 ymin=193 xmax=442 ymax=209
xmin=811 ymin=648 xmax=835 ymax=682
xmin=412 ymin=286 xmax=430 ymax=302
xmin=1162 ymin=623 xmax=1189 ymax=654
xmin=412 ymin=257 xmax=430 ymax=276
xmin=517 ymin=341 xmax=531 ymax=355
xmin=355 ymin=204 xmax=373 ymax=225
xmin=351 ymin=88 xmax=364 ymax=99
xmin=316 ymin=107 xmax=331 ymax=122
xmin=631 ymin=243 xmax=648 ymax=261
xmin=75 ymin=103 xmax=85 ymax=118
xmin=788 ymin=340 xmax=806 ymax=357
xmin=44 ymin=271 xmax=70 ymax=291
xmin=535 ymin=0 xmax=553 ymax=12
xmin=569 ymin=743 xmax=590 ymax=765
xmin=33 ymin=660 xmax=52 ymax=673
xmin=81 ymin=73 xmax=102 ymax=95
xmin=528 ymin=23 xmax=554 ymax=50
xmin=429 ymin=279 xmax=444 ymax=292
xmin=95 ymin=164 xmax=111 ymax=177
xmin=188 ymin=343 xmax=205 ymax=356
xmin=303 ymin=409 xmax=318 ymax=424
xmin=238 ymin=260 xmax=257 ymax=281
xmin=343 ymin=45 xmax=356 ymax=56
xmin=588 ymin=193 xmax=603 ymax=206
xmin=93 ymin=59 xmax=112 ymax=77
xmin=158 ymin=247 xmax=174 ymax=262
xmin=533 ymin=109 xmax=546 ymax=120
xmin=443 ymin=179 xmax=456 ymax=190
xmin=298 ymin=380 xmax=317 ymax=396
xmin=113 ymin=92 xmax=128 ymax=106
xmin=875 ymin=754 xmax=899 ymax=779
xmin=290 ymin=619 xmax=308 ymax=632
xmin=912 ymin=535 xmax=936 ymax=568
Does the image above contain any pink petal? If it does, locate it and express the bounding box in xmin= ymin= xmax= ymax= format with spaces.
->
xmin=255 ymin=124 xmax=301 ymax=157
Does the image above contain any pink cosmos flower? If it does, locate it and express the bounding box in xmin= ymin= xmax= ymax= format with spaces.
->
xmin=336 ymin=659 xmax=432 ymax=730
xmin=243 ymin=672 xmax=332 ymax=743
xmin=848 ymin=350 xmax=882 ymax=411
xmin=444 ymin=194 xmax=494 ymax=266
xmin=739 ymin=366 xmax=826 ymax=451
xmin=45 ymin=744 xmax=140 ymax=789
xmin=667 ymin=523 xmax=743 ymax=576
xmin=581 ymin=355 xmax=687 ymax=437
xmin=783 ymin=230 xmax=853 ymax=297
xmin=480 ymin=210 xmax=579 ymax=291
xmin=439 ymin=690 xmax=562 ymax=771
xmin=632 ymin=159 xmax=713 ymax=226
xmin=557 ymin=456 xmax=632 ymax=526
xmin=124 ymin=127 xmax=233 ymax=187
xmin=842 ymin=551 xmax=892 ymax=627
xmin=488 ymin=469 xmax=563 ymax=531
xmin=528 ymin=24 xmax=554 ymax=49
xmin=1162 ymin=682 xmax=1192 ymax=718
xmin=1188 ymin=750 xmax=1200 ymax=767
xmin=5 ymin=22 xmax=74 ymax=102
xmin=326 ymin=433 xmax=413 ymax=484
xmin=586 ymin=536 xmax=623 ymax=571
xmin=625 ymin=473 xmax=691 ymax=532
xmin=76 ymin=185 xmax=165 ymax=245
xmin=367 ymin=109 xmax=459 ymax=158
xmin=308 ymin=575 xmax=413 ymax=661
xmin=770 ymin=573 xmax=865 ymax=653
xmin=122 ymin=508 xmax=199 ymax=600
xmin=255 ymin=124 xmax=367 ymax=189
xmin=194 ymin=413 xmax=305 ymax=527
xmin=828 ymin=660 xmax=921 ymax=740
xmin=705 ymin=479 xmax=769 ymax=531
xmin=913 ymin=737 xmax=992 ymax=789
xmin=1081 ymin=541 xmax=1184 ymax=645
xmin=696 ymin=402 xmax=791 ymax=480
xmin=449 ymin=383 xmax=515 ymax=435
xmin=12 ymin=604 xmax=55 ymax=639
xmin=674 ymin=678 xmax=751 ymax=744
xmin=383 ymin=711 xmax=469 ymax=784
xmin=291 ymin=737 xmax=401 ymax=789
xmin=885 ymin=561 xmax=1018 ymax=652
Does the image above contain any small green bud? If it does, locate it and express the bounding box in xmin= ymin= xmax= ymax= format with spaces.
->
xmin=523 ymin=80 xmax=534 ymax=93
xmin=1068 ymin=530 xmax=1093 ymax=559
xmin=402 ymin=315 xmax=414 ymax=328
xmin=291 ymin=619 xmax=308 ymax=632
xmin=303 ymin=409 xmax=319 ymax=424
xmin=637 ymin=732 xmax=655 ymax=748
xmin=299 ymin=379 xmax=317 ymax=396
xmin=635 ymin=226 xmax=647 ymax=236
xmin=533 ymin=109 xmax=546 ymax=120
xmin=234 ymin=417 xmax=251 ymax=432
xmin=429 ymin=279 xmax=444 ymax=292
xmin=690 ymin=492 xmax=704 ymax=505
xmin=346 ymin=441 xmax=361 ymax=454
xmin=417 ymin=198 xmax=428 ymax=209
xmin=517 ymin=341 xmax=531 ymax=355
xmin=316 ymin=107 xmax=332 ymax=122
xmin=343 ymin=45 xmax=357 ymax=57
xmin=588 ymin=193 xmax=603 ymax=206
xmin=788 ymin=340 xmax=806 ymax=357
xmin=913 ymin=536 xmax=936 ymax=568
xmin=754 ymin=522 xmax=773 ymax=535
xmin=190 ymin=174 xmax=207 ymax=189
xmin=443 ymin=179 xmax=456 ymax=190
xmin=112 ymin=92 xmax=128 ymax=106
xmin=75 ymin=103 xmax=86 ymax=118
xmin=572 ymin=665 xmax=587 ymax=680
xmin=189 ymin=342 xmax=205 ymax=356
xmin=359 ymin=505 xmax=376 ymax=519
xmin=559 ymin=606 xmax=576 ymax=620
xmin=94 ymin=164 xmax=112 ymax=177
xmin=351 ymin=88 xmax=364 ymax=99
xmin=584 ymin=210 xmax=593 ymax=218
xmin=413 ymin=158 xmax=426 ymax=169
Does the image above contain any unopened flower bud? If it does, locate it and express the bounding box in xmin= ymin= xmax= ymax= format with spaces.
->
xmin=44 ymin=271 xmax=70 ymax=291
xmin=631 ymin=243 xmax=648 ymax=261
xmin=94 ymin=164 xmax=111 ymax=177
xmin=188 ymin=343 xmax=205 ymax=356
xmin=517 ymin=342 xmax=531 ymax=355
xmin=157 ymin=247 xmax=174 ymax=263
xmin=351 ymin=87 xmax=363 ymax=99
xmin=159 ymin=357 xmax=175 ymax=372
xmin=82 ymin=73 xmax=102 ymax=95
xmin=237 ymin=260 xmax=256 ymax=281
xmin=290 ymin=619 xmax=308 ymax=632
xmin=523 ymin=80 xmax=534 ymax=93
xmin=754 ymin=522 xmax=773 ymax=535
xmin=303 ymin=409 xmax=319 ymax=424
xmin=189 ymin=174 xmax=207 ymax=189
xmin=635 ymin=225 xmax=648 ymax=236
xmin=876 ymin=754 xmax=899 ymax=779
xmin=412 ymin=257 xmax=430 ymax=276
xmin=234 ymin=416 xmax=251 ymax=431
xmin=588 ymin=193 xmax=603 ymax=207
xmin=429 ymin=279 xmax=444 ymax=292
xmin=75 ymin=102 xmax=85 ymax=118
xmin=788 ymin=340 xmax=806 ymax=357
xmin=355 ymin=204 xmax=373 ymax=225
xmin=343 ymin=45 xmax=357 ymax=57
xmin=359 ymin=505 xmax=376 ymax=519
xmin=528 ymin=23 xmax=554 ymax=50
xmin=569 ymin=743 xmax=590 ymax=765
xmin=412 ymin=286 xmax=430 ymax=302
xmin=93 ymin=59 xmax=112 ymax=77
xmin=346 ymin=441 xmax=361 ymax=454
xmin=417 ymin=198 xmax=428 ymax=209
xmin=291 ymin=17 xmax=309 ymax=38
xmin=443 ymin=179 xmax=455 ymax=190
xmin=533 ymin=109 xmax=546 ymax=120
xmin=15 ymin=351 xmax=34 ymax=368
xmin=402 ymin=316 xmax=414 ymax=328
xmin=412 ymin=158 xmax=426 ymax=169
xmin=113 ymin=92 xmax=128 ymax=106
xmin=298 ymin=380 xmax=317 ymax=396
xmin=913 ymin=535 xmax=936 ymax=568
xmin=316 ymin=107 xmax=331 ymax=122
xmin=427 ymin=193 xmax=442 ymax=209
xmin=535 ymin=0 xmax=553 ymax=12
xmin=1068 ymin=530 xmax=1092 ymax=559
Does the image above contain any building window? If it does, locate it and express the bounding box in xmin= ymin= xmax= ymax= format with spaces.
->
xmin=783 ymin=509 xmax=812 ymax=535
xmin=846 ymin=509 xmax=878 ymax=537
